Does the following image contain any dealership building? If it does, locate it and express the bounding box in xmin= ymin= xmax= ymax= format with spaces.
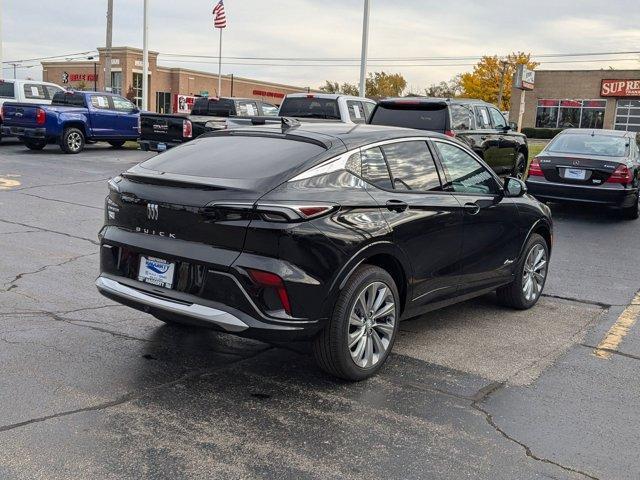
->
xmin=41 ymin=46 xmax=311 ymax=113
xmin=509 ymin=69 xmax=640 ymax=132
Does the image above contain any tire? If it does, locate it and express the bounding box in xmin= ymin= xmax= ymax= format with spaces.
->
xmin=23 ymin=138 xmax=47 ymax=151
xmin=313 ymin=265 xmax=400 ymax=381
xmin=512 ymin=152 xmax=527 ymax=179
xmin=108 ymin=140 xmax=126 ymax=148
xmin=622 ymin=191 xmax=639 ymax=220
xmin=60 ymin=127 xmax=85 ymax=154
xmin=497 ymin=233 xmax=549 ymax=310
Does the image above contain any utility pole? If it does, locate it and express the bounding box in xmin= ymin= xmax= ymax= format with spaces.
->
xmin=497 ymin=60 xmax=508 ymax=110
xmin=142 ymin=0 xmax=149 ymax=110
xmin=104 ymin=0 xmax=113 ymax=92
xmin=358 ymin=0 xmax=370 ymax=97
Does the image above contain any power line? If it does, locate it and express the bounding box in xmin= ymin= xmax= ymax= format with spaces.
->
xmin=2 ymin=50 xmax=97 ymax=65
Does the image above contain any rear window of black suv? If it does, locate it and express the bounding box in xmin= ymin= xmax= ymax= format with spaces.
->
xmin=370 ymin=101 xmax=448 ymax=131
xmin=139 ymin=135 xmax=327 ymax=179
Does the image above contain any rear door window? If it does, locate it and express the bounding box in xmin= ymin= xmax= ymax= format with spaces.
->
xmin=361 ymin=146 xmax=393 ymax=190
xmin=363 ymin=102 xmax=376 ymax=120
xmin=90 ymin=95 xmax=111 ymax=110
xmin=23 ymin=84 xmax=48 ymax=100
xmin=381 ymin=141 xmax=441 ymax=191
xmin=347 ymin=100 xmax=366 ymax=123
xmin=236 ymin=100 xmax=259 ymax=116
xmin=279 ymin=97 xmax=341 ymax=120
xmin=450 ymin=105 xmax=474 ymax=130
xmin=46 ymin=85 xmax=64 ymax=99
xmin=260 ymin=103 xmax=279 ymax=116
xmin=488 ymin=107 xmax=507 ymax=129
xmin=0 ymin=81 xmax=15 ymax=99
xmin=370 ymin=103 xmax=448 ymax=131
xmin=474 ymin=106 xmax=491 ymax=129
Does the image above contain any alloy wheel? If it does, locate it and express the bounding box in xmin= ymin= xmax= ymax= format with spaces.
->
xmin=67 ymin=132 xmax=82 ymax=152
xmin=522 ymin=244 xmax=547 ymax=302
xmin=348 ymin=281 xmax=396 ymax=368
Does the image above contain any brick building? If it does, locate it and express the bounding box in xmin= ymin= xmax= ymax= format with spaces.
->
xmin=42 ymin=46 xmax=311 ymax=113
xmin=509 ymin=69 xmax=640 ymax=132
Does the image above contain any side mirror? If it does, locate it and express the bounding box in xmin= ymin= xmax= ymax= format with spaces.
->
xmin=132 ymin=107 xmax=140 ymax=114
xmin=504 ymin=177 xmax=527 ymax=198
xmin=508 ymin=121 xmax=518 ymax=131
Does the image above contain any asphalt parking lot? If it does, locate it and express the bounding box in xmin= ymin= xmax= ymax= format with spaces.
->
xmin=0 ymin=140 xmax=639 ymax=480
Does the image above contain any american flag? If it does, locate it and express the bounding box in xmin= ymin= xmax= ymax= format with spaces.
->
xmin=212 ymin=0 xmax=227 ymax=29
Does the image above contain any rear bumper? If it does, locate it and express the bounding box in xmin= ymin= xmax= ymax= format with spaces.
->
xmin=138 ymin=139 xmax=182 ymax=152
xmin=2 ymin=126 xmax=47 ymax=139
xmin=526 ymin=178 xmax=638 ymax=207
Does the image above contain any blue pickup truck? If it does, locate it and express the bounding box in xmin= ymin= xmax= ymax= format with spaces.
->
xmin=1 ymin=91 xmax=140 ymax=154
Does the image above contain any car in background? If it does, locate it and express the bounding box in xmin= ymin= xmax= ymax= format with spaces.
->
xmin=1 ymin=90 xmax=140 ymax=154
xmin=97 ymin=123 xmax=552 ymax=381
xmin=526 ymin=129 xmax=639 ymax=219
xmin=369 ymin=98 xmax=529 ymax=178
xmin=138 ymin=97 xmax=279 ymax=152
xmin=0 ymin=79 xmax=66 ymax=142
xmin=278 ymin=93 xmax=376 ymax=124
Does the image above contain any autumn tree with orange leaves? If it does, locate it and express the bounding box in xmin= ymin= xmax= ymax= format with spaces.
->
xmin=459 ymin=52 xmax=539 ymax=110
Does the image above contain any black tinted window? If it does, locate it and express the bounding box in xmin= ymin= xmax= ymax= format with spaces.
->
xmin=381 ymin=141 xmax=441 ymax=191
xmin=52 ymin=92 xmax=86 ymax=107
xmin=370 ymin=103 xmax=447 ymax=131
xmin=434 ymin=141 xmax=499 ymax=195
xmin=140 ymin=136 xmax=326 ymax=179
xmin=191 ymin=98 xmax=235 ymax=116
xmin=361 ymin=147 xmax=392 ymax=189
xmin=0 ymin=81 xmax=15 ymax=98
xmin=279 ymin=97 xmax=340 ymax=120
xmin=450 ymin=105 xmax=473 ymax=130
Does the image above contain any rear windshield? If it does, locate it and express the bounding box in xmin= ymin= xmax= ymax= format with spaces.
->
xmin=547 ymin=133 xmax=630 ymax=157
xmin=0 ymin=81 xmax=15 ymax=98
xmin=191 ymin=98 xmax=235 ymax=117
xmin=279 ymin=98 xmax=341 ymax=120
xmin=52 ymin=92 xmax=86 ymax=107
xmin=140 ymin=135 xmax=326 ymax=179
xmin=370 ymin=103 xmax=448 ymax=131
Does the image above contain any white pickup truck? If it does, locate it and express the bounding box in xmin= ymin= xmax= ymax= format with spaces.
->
xmin=278 ymin=93 xmax=377 ymax=124
xmin=0 ymin=79 xmax=66 ymax=142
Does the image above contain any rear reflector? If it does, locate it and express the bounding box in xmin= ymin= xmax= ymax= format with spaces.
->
xmin=247 ymin=269 xmax=291 ymax=316
xmin=528 ymin=158 xmax=544 ymax=177
xmin=607 ymin=164 xmax=632 ymax=184
xmin=183 ymin=119 xmax=193 ymax=139
xmin=36 ymin=108 xmax=46 ymax=125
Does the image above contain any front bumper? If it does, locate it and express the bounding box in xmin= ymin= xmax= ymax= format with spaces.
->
xmin=138 ymin=139 xmax=181 ymax=152
xmin=526 ymin=178 xmax=638 ymax=207
xmin=2 ymin=126 xmax=47 ymax=139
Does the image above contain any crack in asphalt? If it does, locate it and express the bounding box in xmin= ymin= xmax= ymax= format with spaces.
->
xmin=580 ymin=343 xmax=640 ymax=362
xmin=1 ymin=252 xmax=97 ymax=293
xmin=0 ymin=346 xmax=273 ymax=434
xmin=0 ymin=304 xmax=118 ymax=317
xmin=541 ymin=293 xmax=611 ymax=309
xmin=45 ymin=311 xmax=154 ymax=343
xmin=0 ymin=218 xmax=99 ymax=246
xmin=0 ymin=230 xmax=39 ymax=236
xmin=17 ymin=191 xmax=103 ymax=211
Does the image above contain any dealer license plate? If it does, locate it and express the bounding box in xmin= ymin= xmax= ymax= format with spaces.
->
xmin=156 ymin=143 xmax=167 ymax=151
xmin=137 ymin=256 xmax=175 ymax=289
xmin=564 ymin=168 xmax=586 ymax=180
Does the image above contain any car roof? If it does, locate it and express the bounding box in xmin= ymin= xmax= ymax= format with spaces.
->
xmin=379 ymin=97 xmax=495 ymax=107
xmin=559 ymin=128 xmax=636 ymax=138
xmin=220 ymin=123 xmax=451 ymax=150
xmin=285 ymin=92 xmax=375 ymax=103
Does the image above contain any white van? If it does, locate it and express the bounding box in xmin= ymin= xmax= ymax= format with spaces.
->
xmin=0 ymin=79 xmax=66 ymax=141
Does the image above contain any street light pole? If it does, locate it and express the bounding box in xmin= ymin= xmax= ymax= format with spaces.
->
xmin=358 ymin=0 xmax=371 ymax=97
xmin=104 ymin=0 xmax=113 ymax=92
xmin=142 ymin=0 xmax=149 ymax=110
xmin=0 ymin=0 xmax=3 ymax=80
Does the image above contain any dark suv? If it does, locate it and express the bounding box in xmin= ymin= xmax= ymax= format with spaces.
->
xmin=97 ymin=123 xmax=552 ymax=381
xmin=370 ymin=98 xmax=529 ymax=178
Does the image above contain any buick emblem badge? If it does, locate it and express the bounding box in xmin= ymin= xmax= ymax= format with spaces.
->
xmin=147 ymin=203 xmax=159 ymax=221
xmin=572 ymin=160 xmax=580 ymax=166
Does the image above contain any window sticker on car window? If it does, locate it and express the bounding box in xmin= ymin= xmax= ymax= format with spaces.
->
xmin=353 ymin=105 xmax=362 ymax=119
xmin=31 ymin=86 xmax=40 ymax=96
xmin=97 ymin=96 xmax=108 ymax=107
xmin=246 ymin=103 xmax=256 ymax=116
xmin=480 ymin=109 xmax=489 ymax=126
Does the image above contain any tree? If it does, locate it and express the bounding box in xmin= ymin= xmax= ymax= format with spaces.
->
xmin=318 ymin=71 xmax=407 ymax=99
xmin=425 ymin=75 xmax=462 ymax=98
xmin=459 ymin=52 xmax=539 ymax=110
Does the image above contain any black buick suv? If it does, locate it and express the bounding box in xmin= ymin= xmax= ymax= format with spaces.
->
xmin=97 ymin=123 xmax=552 ymax=380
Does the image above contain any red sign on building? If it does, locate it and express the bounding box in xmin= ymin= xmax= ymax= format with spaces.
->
xmin=253 ymin=89 xmax=285 ymax=99
xmin=601 ymin=79 xmax=640 ymax=97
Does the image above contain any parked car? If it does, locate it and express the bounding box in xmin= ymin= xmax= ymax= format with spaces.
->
xmin=138 ymin=97 xmax=279 ymax=152
xmin=369 ymin=98 xmax=529 ymax=178
xmin=1 ymin=90 xmax=140 ymax=154
xmin=96 ymin=123 xmax=552 ymax=381
xmin=279 ymin=93 xmax=376 ymax=124
xmin=0 ymin=79 xmax=65 ymax=142
xmin=527 ymin=128 xmax=639 ymax=219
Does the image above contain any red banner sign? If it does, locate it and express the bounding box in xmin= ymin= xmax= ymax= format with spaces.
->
xmin=601 ymin=79 xmax=640 ymax=97
xmin=253 ymin=89 xmax=285 ymax=99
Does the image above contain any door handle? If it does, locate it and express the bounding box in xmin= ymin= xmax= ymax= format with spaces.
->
xmin=464 ymin=202 xmax=481 ymax=215
xmin=385 ymin=200 xmax=409 ymax=213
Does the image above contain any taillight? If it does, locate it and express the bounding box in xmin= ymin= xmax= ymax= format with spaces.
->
xmin=528 ymin=158 xmax=544 ymax=177
xmin=247 ymin=268 xmax=291 ymax=316
xmin=183 ymin=119 xmax=193 ymax=138
xmin=444 ymin=130 xmax=456 ymax=137
xmin=0 ymin=105 xmax=4 ymax=120
xmin=36 ymin=108 xmax=46 ymax=125
xmin=255 ymin=203 xmax=335 ymax=222
xmin=607 ymin=164 xmax=632 ymax=184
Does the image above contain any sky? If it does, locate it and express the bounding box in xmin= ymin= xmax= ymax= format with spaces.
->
xmin=3 ymin=0 xmax=640 ymax=91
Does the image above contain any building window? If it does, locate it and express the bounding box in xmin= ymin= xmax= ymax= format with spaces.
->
xmin=111 ymin=72 xmax=122 ymax=95
xmin=156 ymin=92 xmax=172 ymax=114
xmin=535 ymin=99 xmax=605 ymax=129
xmin=132 ymin=73 xmax=143 ymax=108
xmin=614 ymin=100 xmax=640 ymax=132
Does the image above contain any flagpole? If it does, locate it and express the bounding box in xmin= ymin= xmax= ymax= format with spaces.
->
xmin=217 ymin=28 xmax=222 ymax=96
